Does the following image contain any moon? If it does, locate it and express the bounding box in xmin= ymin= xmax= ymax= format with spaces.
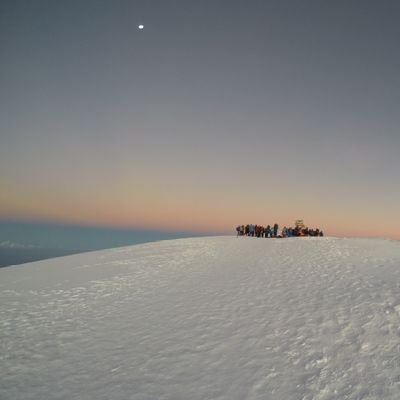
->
xmin=138 ymin=25 xmax=144 ymax=30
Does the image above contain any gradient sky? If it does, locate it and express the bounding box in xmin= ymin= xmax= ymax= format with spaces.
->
xmin=1 ymin=0 xmax=399 ymax=238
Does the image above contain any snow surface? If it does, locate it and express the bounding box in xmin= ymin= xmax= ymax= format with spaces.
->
xmin=1 ymin=236 xmax=400 ymax=400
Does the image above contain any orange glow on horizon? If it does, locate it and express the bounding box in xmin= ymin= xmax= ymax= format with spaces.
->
xmin=1 ymin=182 xmax=399 ymax=240
xmin=1 ymin=206 xmax=399 ymax=240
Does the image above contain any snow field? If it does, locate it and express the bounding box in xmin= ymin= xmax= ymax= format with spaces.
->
xmin=1 ymin=236 xmax=400 ymax=399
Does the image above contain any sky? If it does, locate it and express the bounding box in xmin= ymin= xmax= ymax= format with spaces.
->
xmin=1 ymin=0 xmax=399 ymax=239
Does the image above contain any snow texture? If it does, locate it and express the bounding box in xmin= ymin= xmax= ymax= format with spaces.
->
xmin=1 ymin=236 xmax=400 ymax=400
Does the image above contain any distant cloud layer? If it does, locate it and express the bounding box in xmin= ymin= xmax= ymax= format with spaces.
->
xmin=0 ymin=241 xmax=38 ymax=249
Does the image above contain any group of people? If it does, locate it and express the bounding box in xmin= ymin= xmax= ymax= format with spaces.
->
xmin=235 ymin=223 xmax=324 ymax=238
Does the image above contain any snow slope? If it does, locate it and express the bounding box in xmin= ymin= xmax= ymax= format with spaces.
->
xmin=1 ymin=236 xmax=400 ymax=400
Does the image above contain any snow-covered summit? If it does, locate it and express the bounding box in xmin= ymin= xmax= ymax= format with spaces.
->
xmin=1 ymin=236 xmax=400 ymax=399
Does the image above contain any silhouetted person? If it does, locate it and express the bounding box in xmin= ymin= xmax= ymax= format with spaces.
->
xmin=273 ymin=223 xmax=278 ymax=237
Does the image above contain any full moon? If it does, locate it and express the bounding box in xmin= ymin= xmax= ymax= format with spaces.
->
xmin=138 ymin=25 xmax=144 ymax=30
